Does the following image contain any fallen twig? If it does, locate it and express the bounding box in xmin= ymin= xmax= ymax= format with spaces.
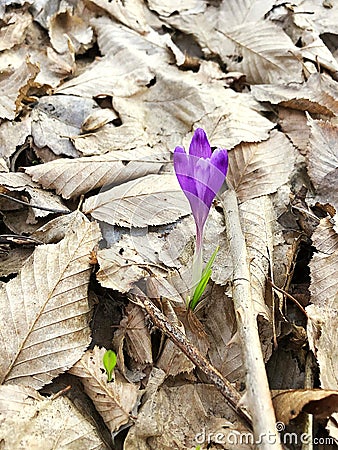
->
xmin=221 ymin=188 xmax=282 ymax=450
xmin=128 ymin=291 xmax=252 ymax=430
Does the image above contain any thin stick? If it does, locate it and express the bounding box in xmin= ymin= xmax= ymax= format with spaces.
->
xmin=0 ymin=193 xmax=70 ymax=214
xmin=267 ymin=278 xmax=308 ymax=317
xmin=221 ymin=189 xmax=282 ymax=450
xmin=128 ymin=292 xmax=252 ymax=430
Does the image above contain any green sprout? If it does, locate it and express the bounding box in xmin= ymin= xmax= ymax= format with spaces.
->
xmin=189 ymin=246 xmax=219 ymax=311
xmin=103 ymin=349 xmax=117 ymax=382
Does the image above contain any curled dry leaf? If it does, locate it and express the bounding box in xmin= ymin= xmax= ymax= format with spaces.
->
xmin=69 ymin=346 xmax=140 ymax=433
xmin=307 ymin=218 xmax=338 ymax=391
xmin=227 ymin=130 xmax=296 ymax=202
xmin=0 ymin=59 xmax=39 ymax=120
xmin=0 ymin=212 xmax=101 ymax=389
xmin=83 ymin=173 xmax=190 ymax=228
xmin=49 ymin=9 xmax=93 ymax=54
xmin=0 ymin=385 xmax=108 ymax=450
xmin=306 ymin=115 xmax=338 ymax=204
xmin=272 ymin=389 xmax=338 ymax=425
xmin=204 ymin=286 xmax=245 ymax=384
xmin=0 ymin=9 xmax=32 ymax=52
xmin=31 ymin=95 xmax=99 ymax=157
xmin=113 ymin=303 xmax=153 ymax=365
xmin=252 ymin=73 xmax=338 ymax=116
xmin=0 ymin=113 xmax=31 ymax=160
xmin=25 ymin=147 xmax=167 ymax=199
xmin=125 ymin=384 xmax=251 ymax=450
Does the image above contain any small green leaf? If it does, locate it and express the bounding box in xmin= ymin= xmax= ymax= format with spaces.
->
xmin=189 ymin=246 xmax=219 ymax=310
xmin=103 ymin=349 xmax=117 ymax=382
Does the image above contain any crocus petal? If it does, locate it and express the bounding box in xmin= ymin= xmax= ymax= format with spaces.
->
xmin=210 ymin=148 xmax=229 ymax=177
xmin=189 ymin=128 xmax=212 ymax=158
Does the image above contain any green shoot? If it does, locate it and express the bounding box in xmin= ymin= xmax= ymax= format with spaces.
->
xmin=103 ymin=349 xmax=117 ymax=382
xmin=189 ymin=246 xmax=219 ymax=310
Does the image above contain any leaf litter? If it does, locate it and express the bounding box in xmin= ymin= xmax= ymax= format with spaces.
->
xmin=0 ymin=1 xmax=338 ymax=449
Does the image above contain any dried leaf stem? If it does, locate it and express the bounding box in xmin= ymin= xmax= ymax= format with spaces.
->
xmin=221 ymin=188 xmax=282 ymax=450
xmin=0 ymin=193 xmax=70 ymax=214
xmin=128 ymin=292 xmax=252 ymax=430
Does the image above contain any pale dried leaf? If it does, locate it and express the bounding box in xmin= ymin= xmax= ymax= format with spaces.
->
xmin=73 ymin=123 xmax=152 ymax=156
xmin=308 ymin=218 xmax=338 ymax=392
xmin=113 ymin=303 xmax=153 ymax=364
xmin=25 ymin=148 xmax=167 ymax=199
xmin=92 ymin=15 xmax=182 ymax=66
xmin=272 ymin=389 xmax=338 ymax=425
xmin=49 ymin=9 xmax=93 ymax=54
xmin=125 ymin=384 xmax=252 ymax=450
xmin=0 ymin=114 xmax=31 ymax=160
xmin=0 ymin=60 xmax=39 ymax=120
xmin=239 ymin=196 xmax=274 ymax=322
xmin=70 ymin=346 xmax=139 ymax=433
xmin=218 ymin=0 xmax=275 ymax=27
xmin=56 ymin=53 xmax=154 ymax=98
xmin=252 ymin=73 xmax=338 ymax=116
xmin=204 ymin=285 xmax=245 ymax=383
xmin=294 ymin=0 xmax=338 ymax=35
xmin=194 ymin=90 xmax=274 ymax=149
xmin=96 ymin=233 xmax=165 ymax=293
xmin=0 ymin=385 xmax=108 ymax=449
xmin=32 ymin=95 xmax=98 ymax=157
xmin=0 ymin=248 xmax=33 ymax=277
xmin=278 ymin=107 xmax=309 ymax=153
xmin=217 ymin=21 xmax=303 ymax=84
xmin=82 ymin=108 xmax=117 ymax=132
xmin=227 ymin=130 xmax=296 ymax=202
xmin=0 ymin=212 xmax=101 ymax=388
xmin=83 ymin=173 xmax=190 ymax=227
xmin=0 ymin=10 xmax=32 ymax=52
xmin=147 ymin=0 xmax=205 ymax=17
xmin=307 ymin=115 xmax=338 ymax=203
xmin=88 ymin=0 xmax=148 ymax=33
xmin=300 ymin=30 xmax=338 ymax=74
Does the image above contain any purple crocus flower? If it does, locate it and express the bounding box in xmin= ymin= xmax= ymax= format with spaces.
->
xmin=174 ymin=128 xmax=228 ymax=290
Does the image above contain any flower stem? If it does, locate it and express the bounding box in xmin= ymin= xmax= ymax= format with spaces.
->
xmin=191 ymin=225 xmax=203 ymax=296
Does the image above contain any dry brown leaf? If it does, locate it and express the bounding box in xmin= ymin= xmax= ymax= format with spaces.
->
xmin=0 ymin=59 xmax=39 ymax=120
xmin=69 ymin=346 xmax=140 ymax=433
xmin=217 ymin=21 xmax=303 ymax=84
xmin=204 ymin=285 xmax=245 ymax=384
xmin=0 ymin=211 xmax=101 ymax=388
xmin=227 ymin=130 xmax=296 ymax=202
xmin=49 ymin=9 xmax=93 ymax=54
xmin=56 ymin=52 xmax=154 ymax=98
xmin=307 ymin=217 xmax=338 ymax=402
xmin=0 ymin=172 xmax=69 ymax=222
xmin=272 ymin=389 xmax=338 ymax=425
xmin=252 ymin=73 xmax=338 ymax=116
xmin=147 ymin=0 xmax=206 ymax=17
xmin=31 ymin=95 xmax=99 ymax=157
xmin=0 ymin=248 xmax=33 ymax=277
xmin=0 ymin=385 xmax=108 ymax=449
xmin=88 ymin=0 xmax=148 ymax=34
xmin=96 ymin=234 xmax=166 ymax=293
xmin=294 ymin=1 xmax=338 ymax=35
xmin=25 ymin=148 xmax=168 ymax=199
xmin=125 ymin=384 xmax=252 ymax=450
xmin=113 ymin=303 xmax=153 ymax=365
xmin=278 ymin=107 xmax=309 ymax=153
xmin=0 ymin=9 xmax=32 ymax=52
xmin=0 ymin=114 xmax=31 ymax=160
xmin=300 ymin=30 xmax=338 ymax=75
xmin=83 ymin=173 xmax=189 ymax=227
xmin=306 ymin=115 xmax=338 ymax=203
